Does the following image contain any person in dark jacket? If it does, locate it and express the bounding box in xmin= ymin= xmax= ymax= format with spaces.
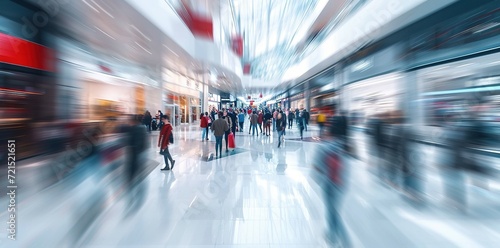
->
xmin=143 ymin=110 xmax=152 ymax=133
xmin=211 ymin=111 xmax=229 ymax=158
xmin=276 ymin=112 xmax=287 ymax=148
xmin=264 ymin=110 xmax=273 ymax=136
xmin=126 ymin=115 xmax=147 ymax=183
xmin=159 ymin=115 xmax=175 ymax=170
xmin=250 ymin=110 xmax=259 ymax=136
xmin=288 ymin=109 xmax=295 ymax=129
xmin=238 ymin=111 xmax=245 ymax=132
xmin=228 ymin=108 xmax=237 ymax=136
xmin=222 ymin=109 xmax=233 ymax=152
xmin=124 ymin=114 xmax=148 ymax=213
xmin=297 ymin=112 xmax=305 ymax=140
xmin=302 ymin=109 xmax=310 ymax=131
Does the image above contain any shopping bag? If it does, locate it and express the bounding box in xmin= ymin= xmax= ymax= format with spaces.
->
xmin=228 ymin=132 xmax=235 ymax=150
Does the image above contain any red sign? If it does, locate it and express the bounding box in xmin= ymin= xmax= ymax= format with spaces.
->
xmin=0 ymin=32 xmax=55 ymax=71
xmin=243 ymin=63 xmax=251 ymax=74
xmin=231 ymin=36 xmax=243 ymax=57
xmin=179 ymin=3 xmax=214 ymax=40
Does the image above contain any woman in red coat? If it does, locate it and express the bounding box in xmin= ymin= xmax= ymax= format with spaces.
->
xmin=158 ymin=115 xmax=175 ymax=170
xmin=200 ymin=112 xmax=209 ymax=141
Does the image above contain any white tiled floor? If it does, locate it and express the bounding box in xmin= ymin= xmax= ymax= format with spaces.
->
xmin=3 ymin=121 xmax=500 ymax=247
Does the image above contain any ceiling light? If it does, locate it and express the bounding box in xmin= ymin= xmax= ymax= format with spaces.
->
xmin=82 ymin=0 xmax=99 ymax=13
xmin=130 ymin=25 xmax=151 ymax=41
xmin=210 ymin=74 xmax=217 ymax=81
xmin=94 ymin=26 xmax=115 ymax=40
xmin=163 ymin=45 xmax=179 ymax=57
xmin=135 ymin=41 xmax=152 ymax=54
xmin=91 ymin=0 xmax=114 ymax=18
xmin=457 ymin=63 xmax=472 ymax=68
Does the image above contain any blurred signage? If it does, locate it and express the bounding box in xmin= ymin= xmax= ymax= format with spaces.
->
xmin=208 ymin=93 xmax=219 ymax=102
xmin=0 ymin=32 xmax=55 ymax=71
xmin=475 ymin=76 xmax=500 ymax=87
xmin=232 ymin=36 xmax=244 ymax=57
xmin=243 ymin=63 xmax=251 ymax=74
xmin=345 ymin=44 xmax=403 ymax=84
xmin=350 ymin=57 xmax=373 ymax=73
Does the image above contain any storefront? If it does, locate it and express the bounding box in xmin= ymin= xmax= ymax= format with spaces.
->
xmin=289 ymin=93 xmax=306 ymax=110
xmin=415 ymin=52 xmax=500 ymax=129
xmin=164 ymin=84 xmax=202 ymax=125
xmin=208 ymin=93 xmax=220 ymax=111
xmin=342 ymin=44 xmax=405 ymax=127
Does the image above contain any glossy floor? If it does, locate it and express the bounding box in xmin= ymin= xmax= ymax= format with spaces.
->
xmin=3 ymin=122 xmax=500 ymax=247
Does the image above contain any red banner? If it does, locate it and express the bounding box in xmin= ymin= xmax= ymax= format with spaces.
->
xmin=179 ymin=3 xmax=214 ymax=40
xmin=232 ymin=36 xmax=243 ymax=57
xmin=243 ymin=63 xmax=251 ymax=74
xmin=0 ymin=32 xmax=55 ymax=71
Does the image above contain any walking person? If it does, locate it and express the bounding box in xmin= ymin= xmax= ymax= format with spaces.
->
xmin=317 ymin=111 xmax=326 ymax=136
xmin=125 ymin=114 xmax=148 ymax=214
xmin=276 ymin=112 xmax=286 ymax=148
xmin=258 ymin=110 xmax=264 ymax=134
xmin=222 ymin=110 xmax=233 ymax=152
xmin=157 ymin=110 xmax=164 ymax=130
xmin=249 ymin=110 xmax=259 ymax=136
xmin=238 ymin=110 xmax=245 ymax=132
xmin=288 ymin=109 xmax=295 ymax=129
xmin=264 ymin=110 xmax=273 ymax=136
xmin=302 ymin=109 xmax=310 ymax=131
xmin=211 ymin=111 xmax=229 ymax=158
xmin=297 ymin=111 xmax=305 ymax=140
xmin=295 ymin=108 xmax=300 ymax=125
xmin=311 ymin=127 xmax=351 ymax=247
xmin=200 ymin=112 xmax=209 ymax=141
xmin=228 ymin=108 xmax=237 ymax=136
xmin=143 ymin=110 xmax=152 ymax=133
xmin=272 ymin=109 xmax=278 ymax=131
xmin=159 ymin=115 xmax=175 ymax=170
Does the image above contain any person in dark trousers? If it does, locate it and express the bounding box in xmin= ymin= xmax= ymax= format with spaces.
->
xmin=210 ymin=108 xmax=217 ymax=122
xmin=297 ymin=112 xmax=305 ymax=140
xmin=222 ymin=110 xmax=233 ymax=152
xmin=295 ymin=108 xmax=300 ymax=125
xmin=157 ymin=110 xmax=164 ymax=130
xmin=250 ymin=110 xmax=259 ymax=136
xmin=311 ymin=125 xmax=351 ymax=247
xmin=272 ymin=109 xmax=278 ymax=131
xmin=264 ymin=110 xmax=273 ymax=136
xmin=288 ymin=109 xmax=295 ymax=129
xmin=276 ymin=112 xmax=287 ymax=148
xmin=258 ymin=110 xmax=264 ymax=134
xmin=228 ymin=108 xmax=237 ymax=136
xmin=200 ymin=112 xmax=209 ymax=141
xmin=126 ymin=114 xmax=148 ymax=184
xmin=238 ymin=111 xmax=245 ymax=132
xmin=124 ymin=114 xmax=148 ymax=215
xmin=302 ymin=109 xmax=310 ymax=131
xmin=159 ymin=115 xmax=175 ymax=170
xmin=211 ymin=111 xmax=229 ymax=158
xmin=143 ymin=110 xmax=152 ymax=133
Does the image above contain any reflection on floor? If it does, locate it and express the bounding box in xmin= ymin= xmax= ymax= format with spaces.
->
xmin=3 ymin=123 xmax=500 ymax=247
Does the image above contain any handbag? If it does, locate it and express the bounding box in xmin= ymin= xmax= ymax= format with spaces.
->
xmin=169 ymin=132 xmax=174 ymax=144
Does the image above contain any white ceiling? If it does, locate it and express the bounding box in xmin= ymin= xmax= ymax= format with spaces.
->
xmin=49 ymin=0 xmax=241 ymax=94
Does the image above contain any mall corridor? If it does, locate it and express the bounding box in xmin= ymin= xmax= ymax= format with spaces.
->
xmin=4 ymin=120 xmax=499 ymax=247
xmin=1 ymin=0 xmax=500 ymax=247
